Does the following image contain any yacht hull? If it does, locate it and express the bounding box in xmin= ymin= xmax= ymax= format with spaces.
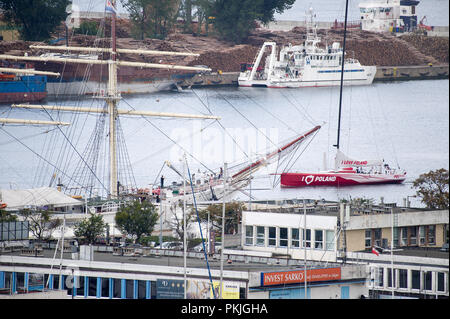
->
xmin=280 ymin=171 xmax=406 ymax=187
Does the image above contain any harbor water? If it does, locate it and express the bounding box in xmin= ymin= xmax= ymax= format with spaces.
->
xmin=275 ymin=0 xmax=449 ymax=26
xmin=0 ymin=79 xmax=448 ymax=207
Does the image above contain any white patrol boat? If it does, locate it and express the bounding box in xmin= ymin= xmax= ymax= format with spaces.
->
xmin=238 ymin=8 xmax=376 ymax=88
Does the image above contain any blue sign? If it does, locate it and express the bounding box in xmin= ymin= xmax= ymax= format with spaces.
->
xmin=156 ymin=279 xmax=184 ymax=299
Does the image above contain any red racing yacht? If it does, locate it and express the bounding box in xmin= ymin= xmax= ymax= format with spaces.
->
xmin=281 ymin=150 xmax=406 ymax=187
xmin=280 ymin=0 xmax=406 ymax=188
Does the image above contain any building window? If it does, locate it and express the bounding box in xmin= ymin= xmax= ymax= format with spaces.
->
xmin=427 ymin=226 xmax=435 ymax=245
xmin=373 ymin=228 xmax=381 ymax=247
xmin=393 ymin=227 xmax=399 ymax=247
xmin=279 ymin=228 xmax=288 ymax=247
xmin=268 ymin=227 xmax=276 ymax=246
xmin=399 ymin=269 xmax=408 ymax=289
xmin=419 ymin=226 xmax=426 ymax=245
xmin=291 ymin=229 xmax=300 ymax=248
xmin=411 ymin=270 xmax=420 ymax=289
xmin=256 ymin=226 xmax=265 ymax=246
xmin=365 ymin=230 xmax=372 ymax=248
xmin=410 ymin=227 xmax=417 ymax=245
xmin=325 ymin=230 xmax=334 ymax=251
xmin=245 ymin=226 xmax=253 ymax=246
xmin=314 ymin=230 xmax=323 ymax=249
xmin=302 ymin=229 xmax=311 ymax=248
xmin=401 ymin=227 xmax=408 ymax=246
xmin=387 ymin=268 xmax=396 ymax=288
xmin=437 ymin=272 xmax=445 ymax=292
xmin=101 ymin=278 xmax=110 ymax=298
xmin=376 ymin=268 xmax=384 ymax=287
xmin=423 ymin=271 xmax=432 ymax=291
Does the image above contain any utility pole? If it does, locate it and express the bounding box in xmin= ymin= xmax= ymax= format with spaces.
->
xmin=219 ymin=162 xmax=227 ymax=299
xmin=183 ymin=154 xmax=187 ymax=299
xmin=303 ymin=198 xmax=307 ymax=299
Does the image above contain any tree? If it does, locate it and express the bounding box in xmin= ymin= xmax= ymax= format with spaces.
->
xmin=121 ymin=0 xmax=179 ymax=39
xmin=74 ymin=213 xmax=107 ymax=245
xmin=0 ymin=209 xmax=17 ymax=223
xmin=19 ymin=209 xmax=62 ymax=242
xmin=197 ymin=201 xmax=244 ymax=235
xmin=165 ymin=201 xmax=196 ymax=241
xmin=193 ymin=0 xmax=214 ymax=35
xmin=211 ymin=0 xmax=295 ymax=43
xmin=0 ymin=0 xmax=69 ymax=41
xmin=115 ymin=200 xmax=159 ymax=243
xmin=412 ymin=168 xmax=449 ymax=209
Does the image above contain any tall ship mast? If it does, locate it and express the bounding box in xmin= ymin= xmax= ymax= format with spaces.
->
xmin=0 ymin=0 xmax=217 ymax=200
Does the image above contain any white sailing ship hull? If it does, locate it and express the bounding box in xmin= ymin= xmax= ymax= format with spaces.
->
xmin=239 ymin=65 xmax=376 ymax=88
xmin=47 ymin=79 xmax=176 ymax=97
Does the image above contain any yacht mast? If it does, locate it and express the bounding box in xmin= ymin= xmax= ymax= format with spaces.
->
xmin=335 ymin=0 xmax=349 ymax=151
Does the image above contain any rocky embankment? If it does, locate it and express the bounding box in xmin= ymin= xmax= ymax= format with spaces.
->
xmin=0 ymin=27 xmax=448 ymax=76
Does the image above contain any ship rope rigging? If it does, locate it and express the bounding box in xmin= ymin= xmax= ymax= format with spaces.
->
xmin=0 ymin=0 xmax=324 ymax=204
xmin=0 ymin=0 xmax=216 ymax=200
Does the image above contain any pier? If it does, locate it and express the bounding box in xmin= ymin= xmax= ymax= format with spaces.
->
xmin=178 ymin=64 xmax=449 ymax=89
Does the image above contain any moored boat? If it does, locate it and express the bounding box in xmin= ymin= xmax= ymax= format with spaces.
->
xmin=281 ymin=150 xmax=406 ymax=187
xmin=279 ymin=1 xmax=406 ymax=188
xmin=0 ymin=62 xmax=48 ymax=103
xmin=238 ymin=7 xmax=376 ymax=88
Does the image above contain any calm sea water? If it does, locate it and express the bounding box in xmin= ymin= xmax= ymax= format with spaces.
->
xmin=72 ymin=0 xmax=449 ymax=27
xmin=0 ymin=79 xmax=448 ymax=207
xmin=275 ymin=0 xmax=449 ymax=26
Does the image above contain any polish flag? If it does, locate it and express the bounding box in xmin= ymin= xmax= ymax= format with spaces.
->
xmin=372 ymin=247 xmax=380 ymax=256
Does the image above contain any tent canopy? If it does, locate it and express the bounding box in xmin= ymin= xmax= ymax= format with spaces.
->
xmin=0 ymin=187 xmax=82 ymax=210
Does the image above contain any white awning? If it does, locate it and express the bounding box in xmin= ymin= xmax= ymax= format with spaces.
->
xmin=0 ymin=187 xmax=82 ymax=210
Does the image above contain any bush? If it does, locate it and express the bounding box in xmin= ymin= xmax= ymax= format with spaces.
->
xmin=75 ymin=20 xmax=102 ymax=36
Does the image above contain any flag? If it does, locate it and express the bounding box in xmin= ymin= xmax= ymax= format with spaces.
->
xmin=105 ymin=0 xmax=117 ymax=14
xmin=371 ymin=247 xmax=380 ymax=256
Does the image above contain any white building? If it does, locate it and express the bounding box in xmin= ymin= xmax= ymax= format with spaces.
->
xmin=242 ymin=209 xmax=338 ymax=262
xmin=359 ymin=0 xmax=420 ymax=32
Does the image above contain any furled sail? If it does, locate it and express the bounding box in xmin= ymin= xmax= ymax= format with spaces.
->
xmin=334 ymin=149 xmax=383 ymax=169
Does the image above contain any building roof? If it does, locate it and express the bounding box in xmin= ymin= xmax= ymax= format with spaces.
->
xmin=0 ymin=187 xmax=83 ymax=210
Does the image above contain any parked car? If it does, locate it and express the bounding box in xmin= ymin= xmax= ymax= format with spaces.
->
xmin=155 ymin=241 xmax=183 ymax=250
xmin=192 ymin=242 xmax=222 ymax=253
xmin=192 ymin=242 xmax=207 ymax=252
xmin=126 ymin=243 xmax=143 ymax=255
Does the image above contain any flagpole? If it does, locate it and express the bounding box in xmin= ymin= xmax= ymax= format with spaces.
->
xmin=303 ymin=198 xmax=307 ymax=299
xmin=391 ymin=207 xmax=395 ymax=299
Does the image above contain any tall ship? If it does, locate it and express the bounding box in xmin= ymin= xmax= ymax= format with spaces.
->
xmin=0 ymin=62 xmax=50 ymax=103
xmin=279 ymin=1 xmax=406 ymax=188
xmin=238 ymin=8 xmax=376 ymax=88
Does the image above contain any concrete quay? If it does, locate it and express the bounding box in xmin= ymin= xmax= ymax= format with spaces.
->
xmin=374 ymin=64 xmax=449 ymax=82
xmin=177 ymin=64 xmax=448 ymax=89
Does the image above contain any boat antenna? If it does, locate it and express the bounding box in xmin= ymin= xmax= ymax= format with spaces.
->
xmin=335 ymin=0 xmax=349 ymax=151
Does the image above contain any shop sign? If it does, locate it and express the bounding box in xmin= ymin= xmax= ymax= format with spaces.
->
xmin=261 ymin=267 xmax=341 ymax=286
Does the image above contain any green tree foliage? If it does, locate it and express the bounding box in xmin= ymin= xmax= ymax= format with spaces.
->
xmin=120 ymin=0 xmax=179 ymax=39
xmin=74 ymin=20 xmax=101 ymax=36
xmin=19 ymin=209 xmax=62 ymax=242
xmin=211 ymin=0 xmax=295 ymax=43
xmin=115 ymin=200 xmax=159 ymax=243
xmin=413 ymin=168 xmax=449 ymax=209
xmin=197 ymin=201 xmax=244 ymax=234
xmin=74 ymin=213 xmax=107 ymax=245
xmin=0 ymin=209 xmax=18 ymax=223
xmin=193 ymin=0 xmax=214 ymax=35
xmin=0 ymin=0 xmax=69 ymax=41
